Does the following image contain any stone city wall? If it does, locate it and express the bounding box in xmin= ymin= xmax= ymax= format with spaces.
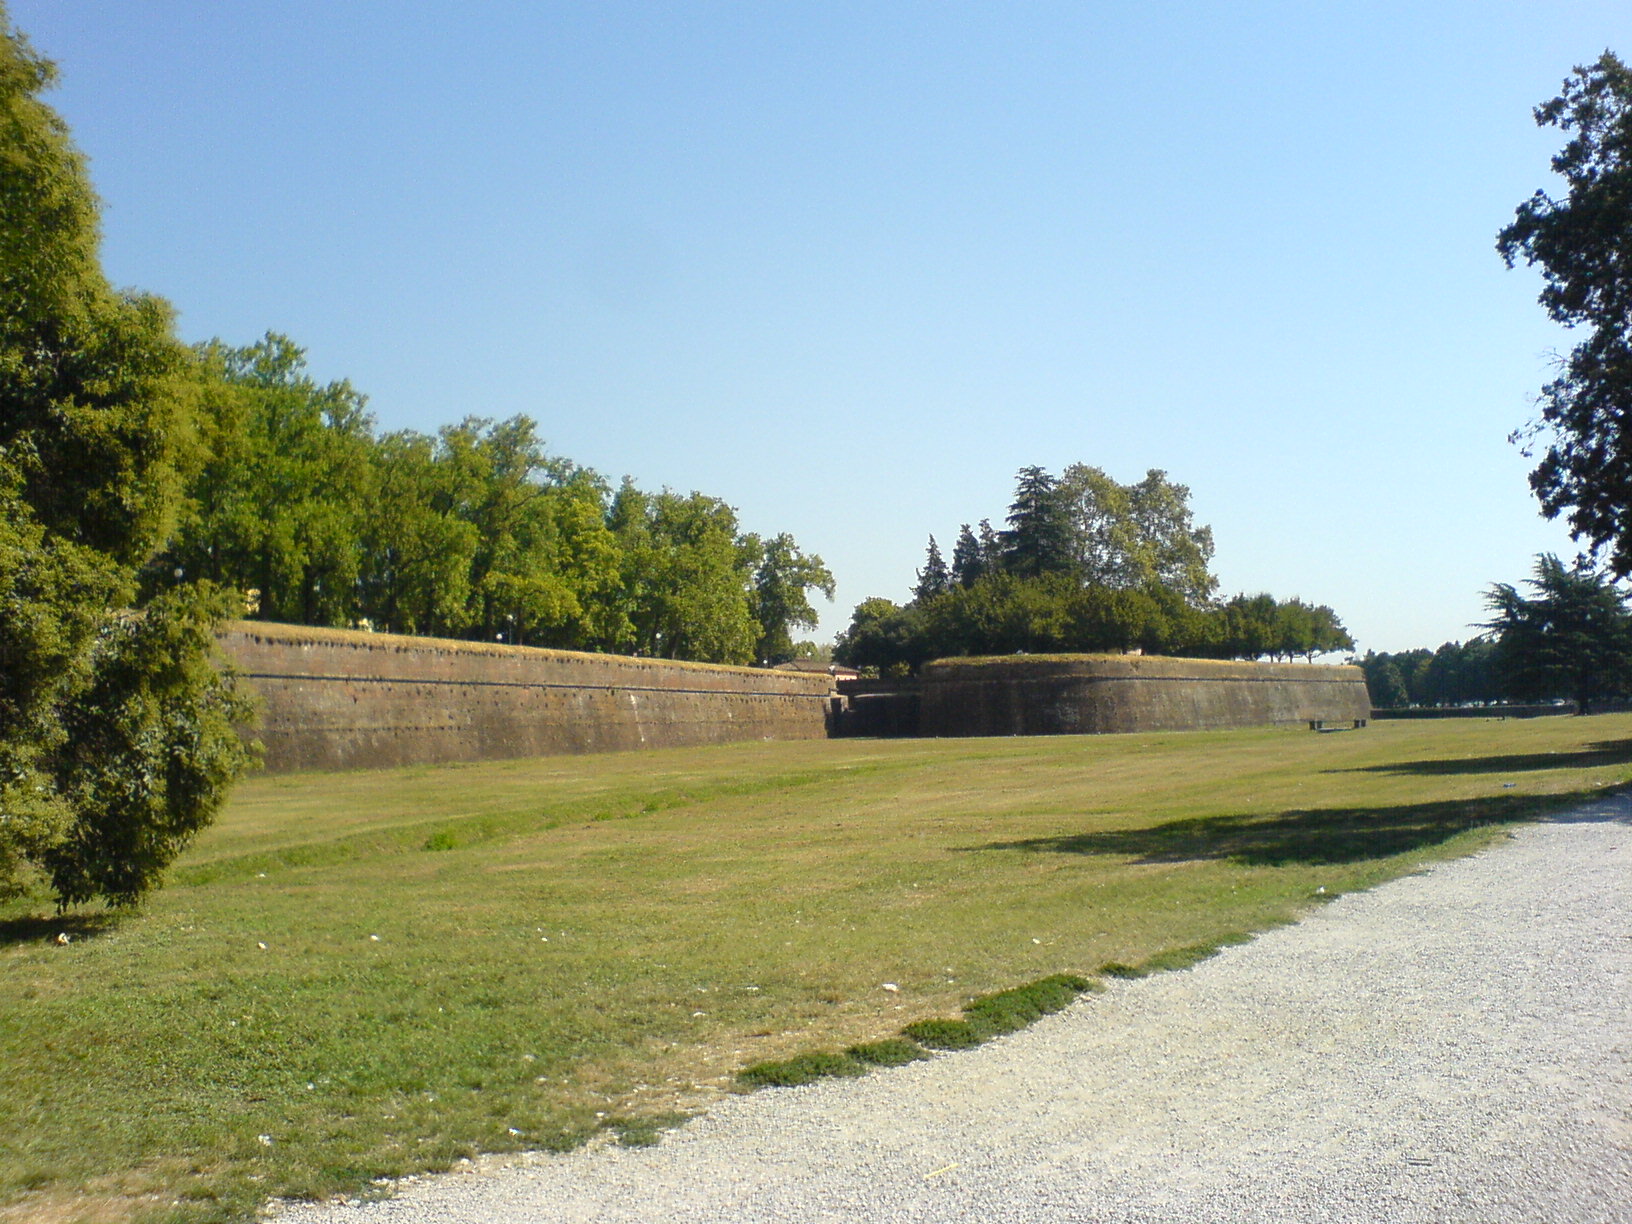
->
xmin=918 ymin=654 xmax=1372 ymax=737
xmin=217 ymin=621 xmax=835 ymax=772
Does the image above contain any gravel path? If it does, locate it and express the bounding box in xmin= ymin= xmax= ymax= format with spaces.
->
xmin=277 ymin=796 xmax=1632 ymax=1223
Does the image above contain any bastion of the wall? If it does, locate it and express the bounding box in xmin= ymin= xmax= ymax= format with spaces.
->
xmin=918 ymin=654 xmax=1372 ymax=737
xmin=217 ymin=622 xmax=835 ymax=772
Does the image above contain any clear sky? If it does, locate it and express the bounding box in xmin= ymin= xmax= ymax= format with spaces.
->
xmin=13 ymin=1 xmax=1629 ymax=651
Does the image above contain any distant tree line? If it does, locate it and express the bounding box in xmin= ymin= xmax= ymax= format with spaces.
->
xmin=146 ymin=335 xmax=833 ymax=666
xmin=1354 ymin=642 xmax=1499 ymax=708
xmin=1360 ymin=555 xmax=1632 ymax=713
xmin=835 ymin=465 xmax=1353 ymax=674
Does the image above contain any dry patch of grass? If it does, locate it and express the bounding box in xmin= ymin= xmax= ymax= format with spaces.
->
xmin=3 ymin=715 xmax=1630 ymax=1222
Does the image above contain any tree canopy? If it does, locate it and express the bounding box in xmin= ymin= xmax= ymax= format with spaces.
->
xmin=0 ymin=12 xmax=253 ymax=908
xmin=1483 ymin=554 xmax=1632 ymax=712
xmin=1056 ymin=465 xmax=1217 ymax=603
xmin=150 ymin=336 xmax=833 ymax=667
xmin=1354 ymin=641 xmax=1500 ymax=709
xmin=835 ymin=463 xmax=1350 ymax=674
xmin=1499 ymin=52 xmax=1632 ymax=574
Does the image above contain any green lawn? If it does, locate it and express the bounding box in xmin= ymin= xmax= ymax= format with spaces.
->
xmin=4 ymin=714 xmax=1631 ymax=1223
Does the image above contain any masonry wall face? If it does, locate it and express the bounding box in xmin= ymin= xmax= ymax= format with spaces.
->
xmin=919 ymin=655 xmax=1372 ymax=737
xmin=218 ymin=622 xmax=835 ymax=772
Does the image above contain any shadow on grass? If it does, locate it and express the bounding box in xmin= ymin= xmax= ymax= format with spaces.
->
xmin=0 ymin=910 xmax=122 ymax=948
xmin=970 ymin=789 xmax=1600 ymax=868
xmin=1334 ymin=739 xmax=1632 ymax=778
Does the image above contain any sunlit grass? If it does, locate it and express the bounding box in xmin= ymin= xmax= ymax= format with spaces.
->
xmin=3 ymin=714 xmax=1630 ymax=1223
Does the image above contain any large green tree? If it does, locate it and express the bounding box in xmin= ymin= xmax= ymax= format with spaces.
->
xmin=164 ymin=335 xmax=375 ymax=625
xmin=359 ymin=429 xmax=479 ymax=637
xmin=1499 ymin=52 xmax=1632 ymax=574
xmin=1483 ymin=554 xmax=1632 ymax=712
xmin=747 ymin=532 xmax=835 ymax=666
xmin=1056 ymin=464 xmax=1217 ymax=603
xmin=1000 ymin=465 xmax=1074 ymax=578
xmin=0 ymin=11 xmax=252 ymax=908
xmin=611 ymin=485 xmax=761 ymax=664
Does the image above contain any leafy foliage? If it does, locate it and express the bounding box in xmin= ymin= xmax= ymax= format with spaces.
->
xmin=0 ymin=11 xmax=253 ymax=908
xmin=1355 ymin=641 xmax=1500 ymax=708
xmin=1483 ymin=553 xmax=1632 ymax=712
xmin=835 ymin=464 xmax=1350 ymax=673
xmin=1499 ymin=53 xmax=1632 ymax=574
xmin=152 ymin=337 xmax=832 ymax=665
xmin=749 ymin=532 xmax=836 ymax=665
xmin=1056 ymin=464 xmax=1217 ymax=602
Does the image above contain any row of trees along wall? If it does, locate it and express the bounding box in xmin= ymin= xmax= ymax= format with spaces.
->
xmin=835 ymin=464 xmax=1355 ymax=674
xmin=151 ymin=337 xmax=835 ymax=668
xmin=1358 ymin=554 xmax=1632 ymax=715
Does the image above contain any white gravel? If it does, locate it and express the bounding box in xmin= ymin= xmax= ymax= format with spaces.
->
xmin=275 ymin=795 xmax=1632 ymax=1223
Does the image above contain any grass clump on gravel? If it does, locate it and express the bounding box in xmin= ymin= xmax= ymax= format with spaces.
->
xmin=901 ymin=972 xmax=1098 ymax=1051
xmin=961 ymin=973 xmax=1094 ymax=1035
xmin=5 ymin=714 xmax=1631 ymax=1222
xmin=846 ymin=1038 xmax=931 ymax=1067
xmin=748 ymin=973 xmax=1101 ymax=1079
xmin=736 ymin=1051 xmax=870 ymax=1088
xmin=900 ymin=1017 xmax=985 ymax=1050
xmin=1100 ymin=934 xmax=1255 ymax=979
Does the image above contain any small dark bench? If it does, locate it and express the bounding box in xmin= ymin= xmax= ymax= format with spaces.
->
xmin=1309 ymin=718 xmax=1368 ymax=732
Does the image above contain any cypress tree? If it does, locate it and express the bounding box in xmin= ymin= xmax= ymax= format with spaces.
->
xmin=913 ymin=535 xmax=950 ymax=601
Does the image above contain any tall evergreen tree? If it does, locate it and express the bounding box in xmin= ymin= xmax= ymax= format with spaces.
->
xmin=1000 ymin=465 xmax=1074 ymax=578
xmin=913 ymin=534 xmax=950 ymax=601
xmin=950 ymin=523 xmax=985 ymax=588
xmin=1484 ymin=554 xmax=1632 ymax=712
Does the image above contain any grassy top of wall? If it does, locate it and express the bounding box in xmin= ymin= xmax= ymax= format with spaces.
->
xmin=219 ymin=620 xmax=791 ymax=680
xmin=921 ymin=653 xmax=1365 ymax=683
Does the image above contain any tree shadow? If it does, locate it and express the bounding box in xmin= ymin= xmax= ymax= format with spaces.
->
xmin=1333 ymin=739 xmax=1632 ymax=777
xmin=969 ymin=789 xmax=1607 ymax=868
xmin=0 ymin=910 xmax=122 ymax=948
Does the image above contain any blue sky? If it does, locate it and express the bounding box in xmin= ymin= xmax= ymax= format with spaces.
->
xmin=14 ymin=1 xmax=1629 ymax=650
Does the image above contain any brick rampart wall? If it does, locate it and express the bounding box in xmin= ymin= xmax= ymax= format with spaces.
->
xmin=218 ymin=622 xmax=835 ymax=772
xmin=919 ymin=654 xmax=1371 ymax=737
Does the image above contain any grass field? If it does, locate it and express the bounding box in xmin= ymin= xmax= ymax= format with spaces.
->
xmin=4 ymin=714 xmax=1631 ymax=1223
